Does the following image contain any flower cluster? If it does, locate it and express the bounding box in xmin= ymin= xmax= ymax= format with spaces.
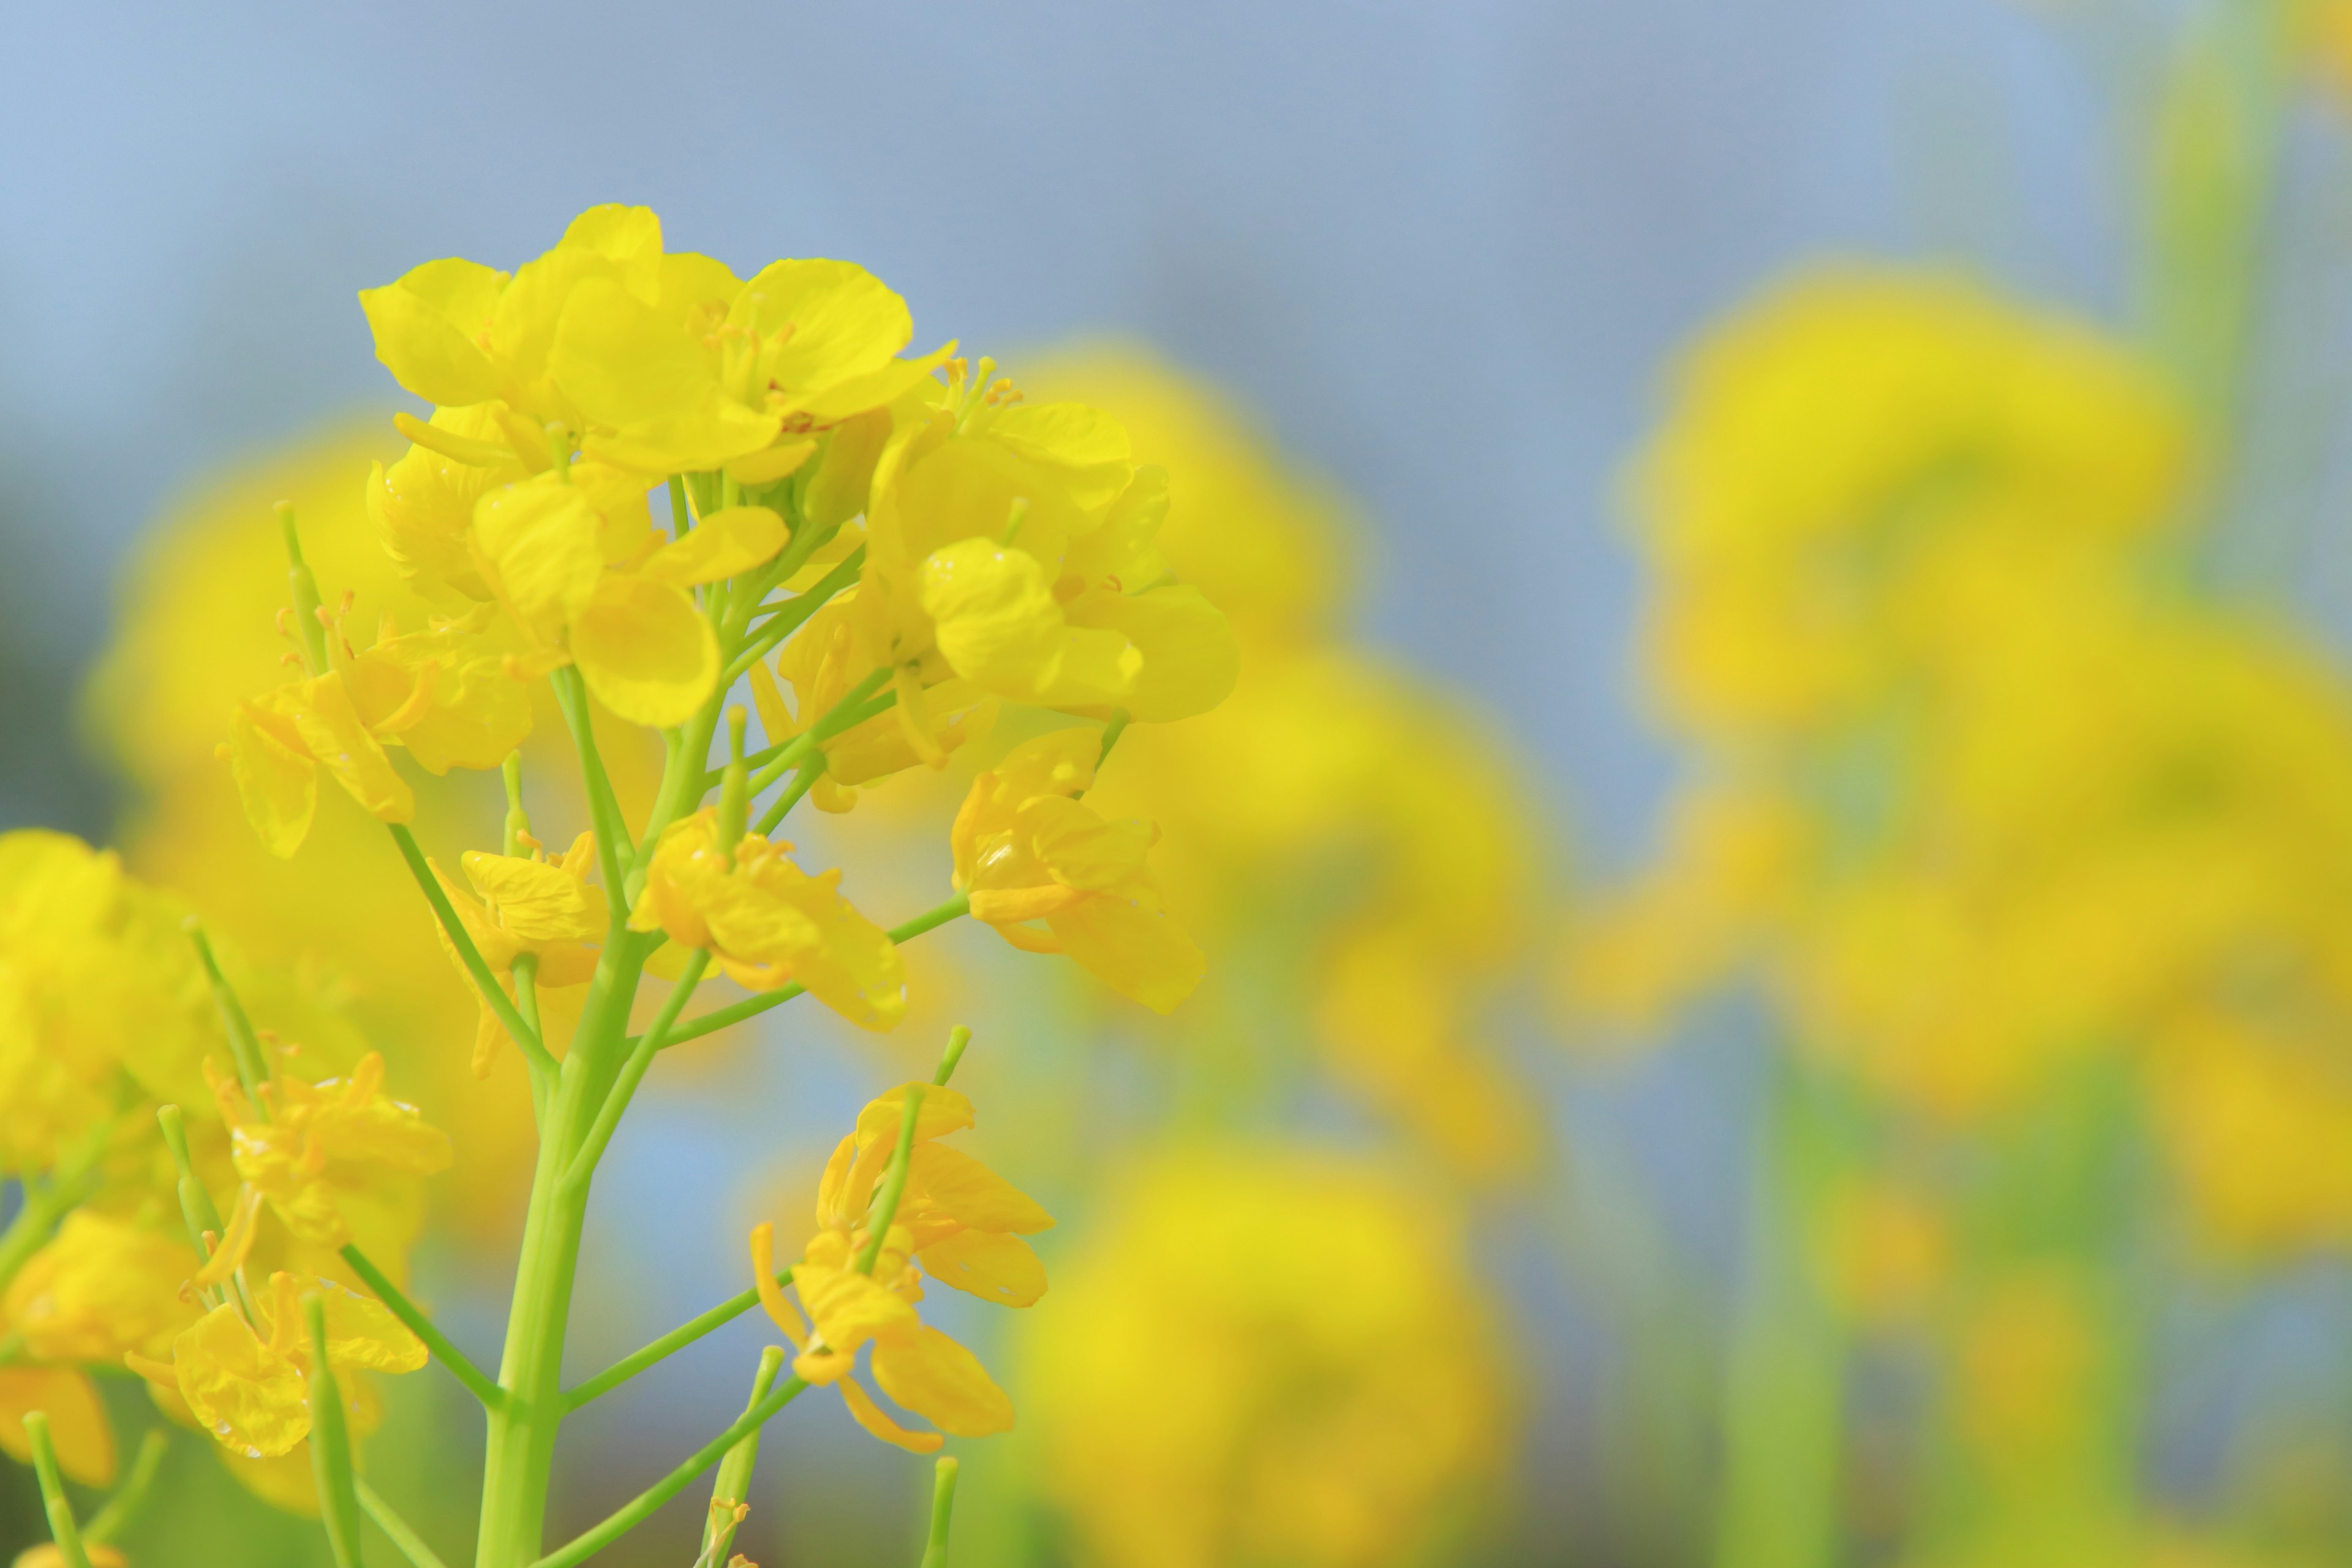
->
xmin=0 ymin=827 xmax=450 ymax=1518
xmin=1570 ymin=264 xmax=2352 ymax=1254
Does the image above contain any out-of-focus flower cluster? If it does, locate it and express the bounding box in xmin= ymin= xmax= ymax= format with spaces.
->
xmin=1569 ymin=265 xmax=2352 ymax=1259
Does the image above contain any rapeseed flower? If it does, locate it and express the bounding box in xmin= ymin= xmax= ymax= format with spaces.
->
xmin=750 ymin=1082 xmax=1042 ymax=1452
xmin=208 ymin=1049 xmax=453 ymax=1253
xmin=1023 ymin=1148 xmax=1506 ymax=1568
xmin=951 ymin=728 xmax=1203 ymax=1013
xmin=630 ymin=810 xmax=906 ymax=1030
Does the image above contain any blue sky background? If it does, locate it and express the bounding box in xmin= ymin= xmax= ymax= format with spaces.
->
xmin=0 ymin=0 xmax=2108 ymax=851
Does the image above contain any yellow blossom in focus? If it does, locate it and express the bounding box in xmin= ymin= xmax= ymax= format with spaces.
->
xmin=952 ymin=729 xmax=1204 ymax=1014
xmin=1023 ymin=1148 xmax=1506 ymax=1568
xmin=431 ymin=831 xmax=607 ymax=1072
xmin=140 ymin=1270 xmax=424 ymax=1459
xmin=750 ymin=1082 xmax=1040 ymax=1453
xmin=630 ymin=809 xmax=907 ymax=1030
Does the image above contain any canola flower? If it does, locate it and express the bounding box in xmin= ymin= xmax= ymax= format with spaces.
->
xmin=9 ymin=205 xmax=1233 ymax=1568
xmin=1022 ymin=1149 xmax=1506 ymax=1568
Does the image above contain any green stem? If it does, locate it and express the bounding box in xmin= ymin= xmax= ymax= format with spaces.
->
xmin=24 ymin=1412 xmax=93 ymax=1568
xmin=388 ymin=825 xmax=545 ymax=1060
xmin=1709 ymin=1061 xmax=1846 ymax=1568
xmin=359 ymin=1477 xmax=453 ymax=1568
xmin=640 ymin=895 xmax=970 ymax=1054
xmin=186 ymin=921 xmax=271 ymax=1104
xmin=529 ymin=1376 xmax=810 ymax=1568
xmin=744 ymin=668 xmax=894 ymax=802
xmin=628 ymin=703 xmax=725 ymax=902
xmin=81 ymin=1428 xmax=169 ymax=1545
xmin=549 ymin=666 xmax=634 ymax=899
xmin=305 ymin=1294 xmax=366 ymax=1568
xmin=474 ymin=947 xmax=649 ymax=1568
xmin=919 ymin=1458 xmax=960 ymax=1568
xmin=563 ymin=1265 xmax=795 ymax=1412
xmin=338 ymin=1244 xmax=503 ymax=1409
xmin=560 ymin=951 xmax=711 ymax=1193
xmin=856 ymin=1087 xmax=925 ymax=1275
xmin=718 ymin=548 xmax=865 ymax=687
xmin=1093 ymin=709 xmax=1130 ymax=778
xmin=755 ymin=760 xmax=824 ymax=835
xmin=699 ymin=1346 xmax=786 ymax=1566
xmin=511 ymin=954 xmax=552 ymax=1118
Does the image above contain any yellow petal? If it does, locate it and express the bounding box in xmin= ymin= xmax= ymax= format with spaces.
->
xmin=918 ymin=539 xmax=1074 ymax=698
xmin=1020 ymin=796 xmax=1153 ymax=893
xmin=1046 ymin=897 xmax=1205 ymax=1015
xmin=854 ymin=1084 xmax=974 ymax=1148
xmin=837 ymin=1374 xmax=944 ymax=1453
xmin=638 ymin=507 xmax=790 ymax=588
xmin=0 ymin=1368 xmax=116 ymax=1486
xmin=226 ymin=700 xmax=318 ymax=858
xmin=791 ymin=1262 xmax=918 ymax=1357
xmin=357 ymin=257 xmax=508 ymax=406
xmin=173 ymin=1305 xmax=311 ymax=1458
xmin=908 ymin=1144 xmax=1055 ymax=1234
xmin=312 ymin=1280 xmax=428 ymax=1374
xmin=869 ymin=1323 xmax=1014 ymax=1438
xmin=1062 ymin=584 xmax=1239 ymax=722
xmin=551 ymin=276 xmax=721 ymax=430
xmin=724 ymin=439 xmax=820 ymax=486
xmin=731 ymin=260 xmax=912 ymax=393
xmin=916 ymin=1229 xmax=1048 ymax=1307
xmin=794 ymin=341 xmax=957 ymax=423
xmin=570 ymin=573 xmax=720 ymax=728
xmin=460 ymin=850 xmax=608 ymax=941
xmin=284 ymin=676 xmax=414 ymax=824
xmin=473 ymin=478 xmax=605 ymax=631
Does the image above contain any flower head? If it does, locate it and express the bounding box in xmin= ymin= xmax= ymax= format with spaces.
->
xmin=628 ymin=810 xmax=906 ymax=1030
xmin=952 ymin=729 xmax=1203 ymax=1013
xmin=209 ymin=1050 xmax=453 ymax=1253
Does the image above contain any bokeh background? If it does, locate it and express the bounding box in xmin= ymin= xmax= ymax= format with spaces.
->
xmin=13 ymin=1 xmax=2352 ymax=1565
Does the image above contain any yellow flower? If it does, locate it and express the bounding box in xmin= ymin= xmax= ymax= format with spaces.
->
xmin=1022 ymin=1148 xmax=1506 ymax=1568
xmin=811 ymin=1083 xmax=1055 ymax=1307
xmin=429 ymin=831 xmax=608 ymax=1071
xmin=223 ymin=605 xmax=529 ymax=858
xmin=209 ymin=1050 xmax=453 ymax=1253
xmin=549 ymin=248 xmax=951 ymax=478
xmin=1633 ymin=266 xmax=2189 ymax=738
xmin=748 ymin=1082 xmax=1040 ymax=1452
xmin=144 ymin=1270 xmax=424 ymax=1459
xmin=628 ymin=809 xmax=906 ymax=1030
xmin=952 ymin=729 xmax=1204 ymax=1013
xmin=358 ymin=203 xmax=684 ymax=462
xmin=749 ymin=592 xmax=996 ymax=811
xmin=1 ymin=1212 xmax=199 ymax=1365
xmin=0 ymin=1368 xmax=114 ymax=1487
xmin=859 ymin=367 xmax=1237 ymax=724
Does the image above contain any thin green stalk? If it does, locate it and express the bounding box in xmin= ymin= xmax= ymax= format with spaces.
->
xmin=755 ymin=760 xmax=824 ymax=836
xmin=667 ymin=475 xmax=695 ymax=538
xmin=186 ymin=921 xmax=271 ymax=1104
xmin=919 ymin=1458 xmax=960 ymax=1568
xmin=699 ymin=1346 xmax=786 ymax=1566
xmin=529 ymin=1375 xmax=810 ymax=1568
xmin=628 ymin=701 xmax=726 ymax=902
xmin=719 ymin=548 xmax=865 ymax=687
xmin=560 ymin=950 xmax=711 ymax=1193
xmin=338 ymin=1244 xmax=502 ymax=1409
xmin=643 ymin=895 xmax=970 ymax=1053
xmin=359 ymin=1478 xmax=453 ymax=1568
xmin=24 ymin=1412 xmax=94 ymax=1568
xmin=512 ymin=954 xmax=551 ymax=1119
xmin=550 ymin=666 xmax=635 ymax=899
xmin=563 ymin=1264 xmax=794 ymax=1412
xmin=1093 ymin=709 xmax=1130 ymax=778
xmin=388 ymin=824 xmax=545 ymax=1061
xmin=856 ymin=1086 xmax=925 ymax=1275
xmin=82 ymin=1428 xmax=169 ymax=1544
xmin=305 ymin=1294 xmax=366 ymax=1568
xmin=745 ymin=668 xmax=894 ymax=800
xmin=279 ymin=502 xmax=331 ymax=674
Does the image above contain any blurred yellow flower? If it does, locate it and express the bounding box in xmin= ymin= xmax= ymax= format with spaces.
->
xmin=209 ymin=1049 xmax=453 ymax=1253
xmin=1023 ymin=1148 xmax=1506 ymax=1568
